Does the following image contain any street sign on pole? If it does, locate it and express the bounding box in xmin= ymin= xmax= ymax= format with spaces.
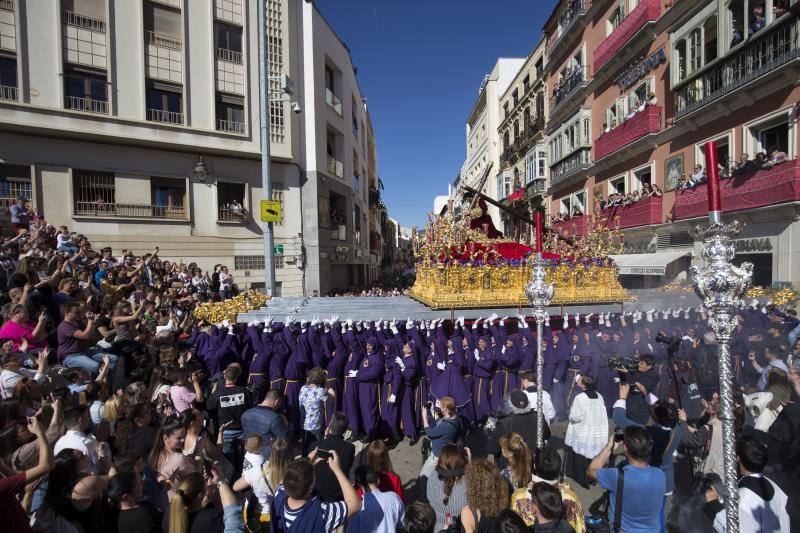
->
xmin=260 ymin=200 xmax=283 ymax=223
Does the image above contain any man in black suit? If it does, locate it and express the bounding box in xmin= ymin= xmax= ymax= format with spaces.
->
xmin=310 ymin=411 xmax=356 ymax=502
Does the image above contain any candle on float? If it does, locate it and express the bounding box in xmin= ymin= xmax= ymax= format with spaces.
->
xmin=704 ymin=141 xmax=721 ymax=223
xmin=535 ymin=211 xmax=543 ymax=257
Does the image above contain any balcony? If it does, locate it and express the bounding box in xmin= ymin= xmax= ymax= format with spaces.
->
xmin=674 ymin=16 xmax=800 ymax=120
xmin=327 ymin=155 xmax=344 ymax=178
xmin=325 ymin=87 xmax=342 ymax=115
xmin=147 ymin=108 xmax=184 ymax=125
xmin=218 ymin=206 xmax=248 ymax=222
xmin=593 ymin=0 xmax=660 ymax=73
xmin=74 ymin=202 xmax=187 ymax=219
xmin=552 ymin=214 xmax=588 ymax=238
xmin=216 ymin=119 xmax=245 ymax=133
xmin=62 ymin=10 xmax=105 ymax=32
xmin=600 ymin=195 xmax=662 ymax=229
xmin=547 ymin=0 xmax=587 ymax=55
xmin=550 ymin=147 xmax=592 ymax=188
xmin=550 ymin=69 xmax=589 ymax=116
xmin=216 ymin=47 xmax=242 ymax=64
xmin=673 ymin=160 xmax=800 ymax=220
xmin=0 ymin=0 xmax=14 ymax=11
xmin=528 ymin=178 xmax=547 ymax=196
xmin=0 ymin=84 xmax=17 ymax=101
xmin=145 ymin=30 xmax=181 ymax=50
xmin=65 ymin=96 xmax=108 ymax=114
xmin=594 ymin=105 xmax=661 ymax=161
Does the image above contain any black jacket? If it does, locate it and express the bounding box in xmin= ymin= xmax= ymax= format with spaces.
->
xmin=487 ymin=410 xmax=550 ymax=459
xmin=310 ymin=435 xmax=356 ymax=502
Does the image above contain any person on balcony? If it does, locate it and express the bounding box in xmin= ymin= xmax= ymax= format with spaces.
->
xmin=690 ymin=164 xmax=706 ymax=185
xmin=769 ymin=149 xmax=789 ymax=166
xmin=731 ymin=21 xmax=744 ymax=47
xmin=641 ymin=183 xmax=653 ymax=197
xmin=229 ymin=199 xmax=247 ymax=222
xmin=647 ymin=92 xmax=657 ymax=107
xmin=570 ymin=206 xmax=583 ymax=218
xmin=677 ymin=174 xmax=695 ymax=190
xmin=749 ymin=6 xmax=765 ymax=36
xmin=651 ymin=184 xmax=663 ymax=198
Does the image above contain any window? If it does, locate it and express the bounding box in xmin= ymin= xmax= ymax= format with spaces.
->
xmin=523 ymin=74 xmax=530 ymax=93
xmin=696 ymin=132 xmax=732 ymax=171
xmin=234 ymin=255 xmax=266 ymax=270
xmin=503 ymin=131 xmax=510 ymax=150
xmin=354 ymin=204 xmax=362 ymax=245
xmin=64 ymin=69 xmax=108 ymax=113
xmin=329 ymin=191 xmax=347 ymax=240
xmin=513 ymin=120 xmax=519 ymax=139
xmin=216 ymin=96 xmax=245 ymax=132
xmin=609 ymin=175 xmax=626 ymax=195
xmin=497 ymin=172 xmax=512 ymax=199
xmin=147 ymin=83 xmax=183 ymax=123
xmin=214 ymin=22 xmax=242 ymax=54
xmin=535 ymin=58 xmax=543 ymax=79
xmin=632 ymin=165 xmax=653 ymax=190
xmin=353 ymin=151 xmax=359 ymax=191
xmin=560 ymin=190 xmax=587 ymax=215
xmin=271 ymin=182 xmax=286 ymax=226
xmin=143 ymin=1 xmax=181 ymax=39
xmin=525 ymin=143 xmax=547 ymax=184
xmin=151 ymin=178 xmax=186 ymax=218
xmin=523 ymin=107 xmax=531 ymax=131
xmin=512 ymin=88 xmax=519 ymax=107
xmin=608 ymin=3 xmax=626 ymax=34
xmin=0 ymin=57 xmax=17 ymax=93
xmin=217 ymin=182 xmax=246 ymax=221
xmin=73 ymin=170 xmax=114 ymax=215
xmin=503 ymin=102 xmax=509 ymax=119
xmin=704 ymin=16 xmax=718 ymax=62
xmin=352 ymin=96 xmax=358 ymax=138
xmin=0 ymin=165 xmax=31 ymax=202
xmin=606 ymin=99 xmax=625 ymax=128
xmin=274 ymin=281 xmax=282 ymax=296
xmin=628 ymin=78 xmax=653 ymax=111
xmin=689 ymin=28 xmax=702 ymax=72
xmin=325 ymin=65 xmax=335 ymax=92
xmin=324 ymin=64 xmax=341 ymax=113
xmin=675 ymin=39 xmax=687 ymax=82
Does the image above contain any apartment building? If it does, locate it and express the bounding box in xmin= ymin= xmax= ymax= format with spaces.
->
xmin=543 ymin=0 xmax=800 ymax=288
xmin=497 ymin=37 xmax=548 ymax=243
xmin=0 ymin=0 xmax=384 ymax=296
xmin=460 ymin=58 xmax=525 ymax=229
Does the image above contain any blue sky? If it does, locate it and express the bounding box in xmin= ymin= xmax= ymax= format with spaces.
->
xmin=315 ymin=0 xmax=557 ymax=229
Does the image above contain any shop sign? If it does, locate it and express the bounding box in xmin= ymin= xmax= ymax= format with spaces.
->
xmin=335 ymin=246 xmax=350 ymax=253
xmin=623 ymin=243 xmax=657 ymax=254
xmin=616 ymin=48 xmax=667 ymax=90
xmin=733 ymin=238 xmax=772 ymax=252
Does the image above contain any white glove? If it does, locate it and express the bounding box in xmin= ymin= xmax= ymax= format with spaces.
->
xmin=474 ymin=350 xmax=480 ymax=361
xmin=348 ymin=370 xmax=358 ymax=378
xmin=472 ymin=319 xmax=479 ymax=330
xmin=761 ymin=306 xmax=767 ymax=314
xmin=388 ymin=394 xmax=396 ymax=404
xmin=544 ymin=315 xmax=550 ymax=327
xmin=766 ymin=300 xmax=772 ymax=306
xmin=553 ymin=378 xmax=559 ymax=384
xmin=518 ymin=319 xmax=525 ymax=330
xmin=436 ymin=362 xmax=445 ymax=371
xmin=222 ymin=319 xmax=230 ymax=328
xmin=574 ymin=374 xmax=581 ymax=383
xmin=247 ymin=321 xmax=254 ymax=327
xmin=406 ymin=319 xmax=414 ymax=329
xmin=285 ymin=315 xmax=294 ymax=325
xmin=575 ymin=312 xmax=581 ymax=323
xmin=265 ymin=315 xmax=273 ymax=325
xmin=376 ymin=321 xmax=383 ymax=331
xmin=751 ymin=298 xmax=759 ymax=308
xmin=395 ymin=356 xmax=404 ymax=367
xmin=584 ymin=313 xmax=592 ymax=324
xmin=390 ymin=324 xmax=399 ymax=335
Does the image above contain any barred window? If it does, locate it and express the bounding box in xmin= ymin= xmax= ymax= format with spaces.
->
xmin=0 ymin=164 xmax=32 ymax=204
xmin=234 ymin=255 xmax=264 ymax=270
xmin=266 ymin=0 xmax=284 ymax=143
xmin=73 ymin=169 xmax=115 ymax=215
xmin=233 ymin=255 xmax=283 ymax=270
xmin=271 ymin=182 xmax=286 ymax=226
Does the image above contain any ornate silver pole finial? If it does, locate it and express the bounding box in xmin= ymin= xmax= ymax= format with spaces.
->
xmin=525 ymin=254 xmax=554 ymax=450
xmin=690 ymin=219 xmax=752 ymax=533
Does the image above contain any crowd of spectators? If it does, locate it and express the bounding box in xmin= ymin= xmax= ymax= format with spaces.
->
xmin=600 ymin=93 xmax=658 ymax=135
xmin=678 ymin=150 xmax=792 ymax=191
xmin=552 ymin=63 xmax=584 ymax=105
xmin=327 ymin=287 xmax=408 ymax=298
xmin=0 ymin=200 xmax=796 ymax=533
xmin=731 ymin=2 xmax=789 ymax=48
xmin=599 ymin=183 xmax=663 ymax=211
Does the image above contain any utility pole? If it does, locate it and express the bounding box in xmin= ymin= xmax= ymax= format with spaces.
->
xmin=257 ymin=0 xmax=276 ymax=296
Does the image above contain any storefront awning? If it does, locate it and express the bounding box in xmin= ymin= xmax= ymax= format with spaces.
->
xmin=610 ymin=252 xmax=689 ymax=276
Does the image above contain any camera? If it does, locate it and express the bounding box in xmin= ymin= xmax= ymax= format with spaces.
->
xmin=608 ymin=355 xmax=638 ymax=373
xmin=316 ymin=449 xmax=332 ymax=461
xmin=291 ymin=101 xmax=302 ymax=115
xmin=614 ymin=428 xmax=624 ymax=443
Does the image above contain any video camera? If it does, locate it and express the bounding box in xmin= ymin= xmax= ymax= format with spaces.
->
xmin=608 ymin=355 xmax=638 ymax=373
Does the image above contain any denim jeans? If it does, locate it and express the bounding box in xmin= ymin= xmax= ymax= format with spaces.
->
xmin=63 ymin=349 xmax=118 ymax=374
xmin=222 ymin=428 xmax=243 ymax=455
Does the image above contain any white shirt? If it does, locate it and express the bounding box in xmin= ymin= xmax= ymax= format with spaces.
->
xmin=54 ymin=429 xmax=103 ymax=474
xmin=242 ymin=452 xmax=274 ymax=514
xmin=711 ymin=474 xmax=789 ymax=533
xmin=523 ymin=388 xmax=556 ymax=422
xmin=0 ymin=367 xmax=44 ymax=399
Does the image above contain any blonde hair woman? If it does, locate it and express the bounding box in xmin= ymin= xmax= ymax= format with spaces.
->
xmin=499 ymin=432 xmax=532 ymax=490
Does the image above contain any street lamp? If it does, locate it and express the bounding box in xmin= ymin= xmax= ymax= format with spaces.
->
xmin=193 ymin=155 xmax=208 ymax=182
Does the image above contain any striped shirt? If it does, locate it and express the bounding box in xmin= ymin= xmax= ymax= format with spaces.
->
xmin=274 ymin=486 xmax=347 ymax=532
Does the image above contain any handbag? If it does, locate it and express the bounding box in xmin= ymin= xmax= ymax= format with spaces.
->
xmin=585 ymin=464 xmax=625 ymax=533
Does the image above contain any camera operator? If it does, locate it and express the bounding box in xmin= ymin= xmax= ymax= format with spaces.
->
xmin=616 ymin=354 xmax=659 ymax=425
xmin=420 ymin=396 xmax=461 ymax=479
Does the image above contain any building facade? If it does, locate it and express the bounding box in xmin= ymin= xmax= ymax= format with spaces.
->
xmin=460 ymin=58 xmax=525 ymax=229
xmin=543 ymin=0 xmax=800 ymax=288
xmin=497 ymin=37 xmax=548 ymax=243
xmin=0 ymin=0 xmax=386 ymax=297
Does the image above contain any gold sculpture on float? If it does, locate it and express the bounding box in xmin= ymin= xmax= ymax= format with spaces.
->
xmin=409 ymin=208 xmax=633 ymax=309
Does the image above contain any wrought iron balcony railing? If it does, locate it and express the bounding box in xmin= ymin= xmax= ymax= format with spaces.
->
xmin=674 ymin=16 xmax=799 ymax=120
xmin=146 ymin=30 xmax=182 ymax=50
xmin=75 ymin=201 xmax=187 ymax=219
xmin=63 ymin=10 xmax=106 ymax=32
xmin=65 ymin=96 xmax=109 ymax=114
xmin=147 ymin=108 xmax=184 ymax=124
xmin=550 ymin=147 xmax=592 ymax=186
xmin=216 ymin=119 xmax=245 ymax=133
xmin=0 ymin=84 xmax=18 ymax=101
